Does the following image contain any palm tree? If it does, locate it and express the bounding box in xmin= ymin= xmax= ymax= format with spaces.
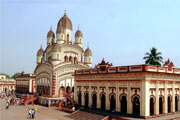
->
xmin=143 ymin=47 xmax=163 ymax=66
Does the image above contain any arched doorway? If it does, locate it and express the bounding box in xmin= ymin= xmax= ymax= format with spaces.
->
xmin=101 ymin=94 xmax=106 ymax=110
xmin=59 ymin=87 xmax=65 ymax=97
xmin=121 ymin=96 xmax=127 ymax=114
xmin=168 ymin=96 xmax=171 ymax=113
xmin=69 ymin=56 xmax=72 ymax=62
xmin=175 ymin=96 xmax=178 ymax=112
xmin=150 ymin=97 xmax=155 ymax=116
xmin=85 ymin=93 xmax=89 ymax=108
xmin=92 ymin=93 xmax=97 ymax=109
xmin=159 ymin=97 xmax=163 ymax=114
xmin=110 ymin=95 xmax=116 ymax=112
xmin=132 ymin=96 xmax=140 ymax=116
xmin=74 ymin=57 xmax=77 ymax=64
xmin=67 ymin=34 xmax=69 ymax=43
xmin=66 ymin=86 xmax=71 ymax=93
xmin=78 ymin=92 xmax=82 ymax=106
xmin=64 ymin=56 xmax=68 ymax=62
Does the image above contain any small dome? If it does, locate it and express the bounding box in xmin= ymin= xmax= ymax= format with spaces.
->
xmin=52 ymin=44 xmax=61 ymax=52
xmin=47 ymin=27 xmax=55 ymax=38
xmin=37 ymin=46 xmax=44 ymax=56
xmin=84 ymin=46 xmax=92 ymax=56
xmin=75 ymin=29 xmax=83 ymax=37
xmin=56 ymin=12 xmax=72 ymax=33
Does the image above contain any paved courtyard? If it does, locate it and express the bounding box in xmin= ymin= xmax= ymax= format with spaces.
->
xmin=1 ymin=98 xmax=180 ymax=120
xmin=0 ymin=99 xmax=72 ymax=120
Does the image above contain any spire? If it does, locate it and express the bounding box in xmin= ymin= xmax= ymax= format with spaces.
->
xmin=78 ymin=24 xmax=80 ymax=30
xmin=64 ymin=9 xmax=67 ymax=15
xmin=87 ymin=43 xmax=89 ymax=48
xmin=50 ymin=25 xmax=52 ymax=31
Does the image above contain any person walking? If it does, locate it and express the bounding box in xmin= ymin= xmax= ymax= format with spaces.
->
xmin=35 ymin=104 xmax=38 ymax=112
xmin=27 ymin=109 xmax=32 ymax=118
xmin=6 ymin=102 xmax=9 ymax=109
xmin=31 ymin=109 xmax=35 ymax=119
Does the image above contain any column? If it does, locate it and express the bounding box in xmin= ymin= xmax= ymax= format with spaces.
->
xmin=52 ymin=72 xmax=56 ymax=97
xmin=82 ymin=87 xmax=85 ymax=106
xmin=141 ymin=80 xmax=149 ymax=117
xmin=89 ymin=87 xmax=92 ymax=108
xmin=127 ymin=81 xmax=132 ymax=114
xmin=155 ymin=81 xmax=159 ymax=115
xmin=116 ymin=83 xmax=120 ymax=112
xmin=74 ymin=83 xmax=77 ymax=103
xmin=97 ymin=86 xmax=101 ymax=109
xmin=172 ymin=82 xmax=175 ymax=112
xmin=106 ymin=84 xmax=110 ymax=110
xmin=164 ymin=81 xmax=167 ymax=114
xmin=179 ymin=83 xmax=180 ymax=111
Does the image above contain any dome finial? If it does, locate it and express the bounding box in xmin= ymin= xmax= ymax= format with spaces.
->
xmin=64 ymin=9 xmax=67 ymax=15
xmin=40 ymin=44 xmax=42 ymax=49
xmin=50 ymin=25 xmax=52 ymax=31
xmin=78 ymin=24 xmax=80 ymax=30
xmin=87 ymin=43 xmax=89 ymax=48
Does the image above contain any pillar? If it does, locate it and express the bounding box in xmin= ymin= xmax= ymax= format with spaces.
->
xmin=141 ymin=80 xmax=149 ymax=117
xmin=116 ymin=83 xmax=120 ymax=112
xmin=74 ymin=84 xmax=77 ymax=103
xmin=155 ymin=81 xmax=159 ymax=115
xmin=106 ymin=85 xmax=110 ymax=110
xmin=52 ymin=72 xmax=56 ymax=97
xmin=127 ymin=81 xmax=132 ymax=114
xmin=164 ymin=82 xmax=168 ymax=114
xmin=97 ymin=86 xmax=101 ymax=109
xmin=172 ymin=82 xmax=175 ymax=112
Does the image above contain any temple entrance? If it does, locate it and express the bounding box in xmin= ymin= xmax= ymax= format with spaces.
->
xmin=78 ymin=93 xmax=82 ymax=106
xmin=101 ymin=94 xmax=106 ymax=110
xmin=110 ymin=95 xmax=116 ymax=112
xmin=121 ymin=96 xmax=127 ymax=114
xmin=159 ymin=97 xmax=163 ymax=114
xmin=133 ymin=96 xmax=140 ymax=116
xmin=85 ymin=93 xmax=89 ymax=108
xmin=168 ymin=96 xmax=171 ymax=113
xmin=92 ymin=93 xmax=97 ymax=109
xmin=150 ymin=97 xmax=154 ymax=116
xmin=175 ymin=96 xmax=178 ymax=112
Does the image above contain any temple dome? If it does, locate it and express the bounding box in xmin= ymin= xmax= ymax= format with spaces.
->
xmin=56 ymin=12 xmax=72 ymax=33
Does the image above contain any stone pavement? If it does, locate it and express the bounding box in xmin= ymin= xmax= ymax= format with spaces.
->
xmin=1 ymin=98 xmax=180 ymax=120
xmin=0 ymin=99 xmax=72 ymax=120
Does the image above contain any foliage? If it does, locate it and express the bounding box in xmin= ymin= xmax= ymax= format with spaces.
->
xmin=11 ymin=72 xmax=21 ymax=79
xmin=0 ymin=73 xmax=11 ymax=79
xmin=143 ymin=47 xmax=163 ymax=66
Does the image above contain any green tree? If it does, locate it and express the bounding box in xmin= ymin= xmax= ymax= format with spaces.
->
xmin=143 ymin=47 xmax=163 ymax=66
xmin=11 ymin=72 xmax=21 ymax=79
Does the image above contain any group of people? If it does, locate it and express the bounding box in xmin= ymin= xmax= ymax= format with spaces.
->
xmin=28 ymin=108 xmax=36 ymax=119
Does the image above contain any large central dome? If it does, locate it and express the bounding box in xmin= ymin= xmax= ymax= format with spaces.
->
xmin=56 ymin=13 xmax=72 ymax=33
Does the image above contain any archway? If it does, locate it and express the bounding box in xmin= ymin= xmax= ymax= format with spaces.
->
xmin=132 ymin=96 xmax=140 ymax=116
xmin=92 ymin=93 xmax=97 ymax=109
xmin=175 ymin=96 xmax=178 ymax=112
xmin=59 ymin=87 xmax=65 ymax=97
xmin=159 ymin=97 xmax=163 ymax=114
xmin=121 ymin=96 xmax=127 ymax=114
xmin=101 ymin=94 xmax=106 ymax=110
xmin=110 ymin=95 xmax=116 ymax=112
xmin=67 ymin=34 xmax=69 ymax=43
xmin=85 ymin=93 xmax=89 ymax=108
xmin=168 ymin=96 xmax=171 ymax=113
xmin=74 ymin=57 xmax=77 ymax=64
xmin=150 ymin=97 xmax=155 ymax=116
xmin=69 ymin=56 xmax=72 ymax=62
xmin=64 ymin=56 xmax=68 ymax=62
xmin=66 ymin=86 xmax=71 ymax=93
xmin=78 ymin=92 xmax=82 ymax=106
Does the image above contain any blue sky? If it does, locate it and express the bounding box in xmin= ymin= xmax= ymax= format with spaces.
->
xmin=0 ymin=0 xmax=180 ymax=75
